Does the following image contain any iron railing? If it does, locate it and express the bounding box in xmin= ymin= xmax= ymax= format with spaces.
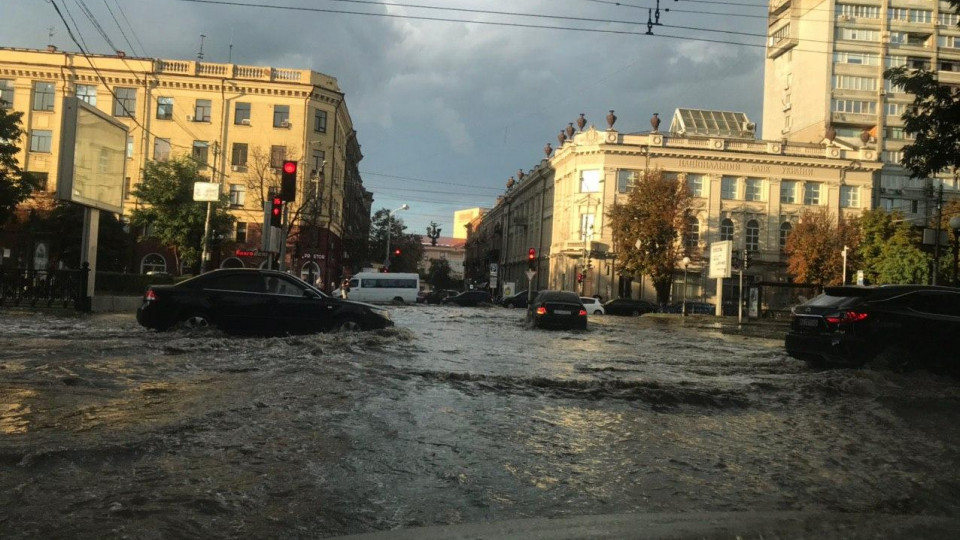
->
xmin=0 ymin=264 xmax=88 ymax=311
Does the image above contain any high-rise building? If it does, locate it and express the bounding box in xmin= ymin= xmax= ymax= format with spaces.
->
xmin=763 ymin=0 xmax=960 ymax=220
xmin=0 ymin=46 xmax=371 ymax=284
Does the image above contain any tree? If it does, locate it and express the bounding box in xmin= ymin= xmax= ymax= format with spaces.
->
xmin=243 ymin=146 xmax=307 ymax=244
xmin=883 ymin=1 xmax=960 ymax=179
xmin=785 ymin=209 xmax=859 ymax=290
xmin=367 ymin=208 xmax=423 ymax=272
xmin=0 ymin=108 xmax=38 ymax=228
xmin=607 ymin=169 xmax=691 ymax=303
xmin=856 ymin=209 xmax=929 ymax=285
xmin=23 ymin=201 xmax=135 ymax=271
xmin=425 ymin=258 xmax=457 ymax=290
xmin=130 ymin=156 xmax=234 ymax=275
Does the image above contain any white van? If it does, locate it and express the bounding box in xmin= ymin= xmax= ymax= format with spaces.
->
xmin=340 ymin=272 xmax=419 ymax=304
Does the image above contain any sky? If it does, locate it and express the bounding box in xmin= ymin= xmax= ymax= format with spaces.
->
xmin=1 ymin=0 xmax=769 ymax=237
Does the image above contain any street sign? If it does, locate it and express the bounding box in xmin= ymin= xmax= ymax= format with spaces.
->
xmin=489 ymin=263 xmax=498 ymax=274
xmin=709 ymin=241 xmax=733 ymax=279
xmin=856 ymin=270 xmax=864 ymax=286
xmin=525 ymin=270 xmax=536 ymax=281
xmin=193 ymin=182 xmax=220 ymax=202
xmin=503 ymin=282 xmax=515 ymax=297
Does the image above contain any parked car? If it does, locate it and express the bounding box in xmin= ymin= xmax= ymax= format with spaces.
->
xmin=441 ymin=290 xmax=492 ymax=307
xmin=661 ymin=301 xmax=716 ymax=315
xmin=785 ymin=285 xmax=960 ymax=368
xmin=136 ymin=268 xmax=394 ymax=335
xmin=580 ymin=296 xmax=605 ymax=315
xmin=501 ymin=290 xmax=530 ymax=308
xmin=602 ymin=298 xmax=659 ymax=316
xmin=420 ymin=289 xmax=459 ymax=305
xmin=527 ymin=290 xmax=587 ymax=330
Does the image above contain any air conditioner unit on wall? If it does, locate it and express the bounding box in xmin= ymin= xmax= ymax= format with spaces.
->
xmin=280 ymin=120 xmax=290 ymax=128
xmin=186 ymin=115 xmax=193 ymax=121
xmin=838 ymin=14 xmax=851 ymax=22
xmin=240 ymin=118 xmax=250 ymax=125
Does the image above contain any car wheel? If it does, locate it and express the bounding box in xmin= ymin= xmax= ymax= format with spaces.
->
xmin=335 ymin=318 xmax=363 ymax=333
xmin=868 ymin=345 xmax=912 ymax=371
xmin=179 ymin=312 xmax=212 ymax=330
xmin=392 ymin=296 xmax=405 ymax=304
xmin=631 ymin=309 xmax=640 ymax=316
xmin=505 ymin=302 xmax=514 ymax=308
xmin=593 ymin=310 xmax=602 ymax=315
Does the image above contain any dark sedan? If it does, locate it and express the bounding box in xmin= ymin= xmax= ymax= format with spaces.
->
xmin=441 ymin=290 xmax=492 ymax=307
xmin=136 ymin=269 xmax=394 ymax=335
xmin=785 ymin=285 xmax=960 ymax=370
xmin=500 ymin=290 xmax=530 ymax=308
xmin=602 ymin=298 xmax=659 ymax=316
xmin=661 ymin=301 xmax=716 ymax=315
xmin=526 ymin=290 xmax=587 ymax=330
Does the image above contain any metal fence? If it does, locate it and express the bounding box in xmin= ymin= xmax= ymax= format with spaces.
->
xmin=0 ymin=265 xmax=88 ymax=310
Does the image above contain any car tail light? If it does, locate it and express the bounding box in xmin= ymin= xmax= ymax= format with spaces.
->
xmin=536 ymin=306 xmax=547 ymax=315
xmin=578 ymin=309 xmax=587 ymax=316
xmin=145 ymin=289 xmax=157 ymax=302
xmin=825 ymin=310 xmax=868 ymax=324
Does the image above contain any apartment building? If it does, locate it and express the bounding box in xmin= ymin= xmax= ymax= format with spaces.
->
xmin=466 ymin=110 xmax=880 ymax=306
xmin=0 ymin=46 xmax=371 ymax=285
xmin=764 ymin=0 xmax=960 ymax=221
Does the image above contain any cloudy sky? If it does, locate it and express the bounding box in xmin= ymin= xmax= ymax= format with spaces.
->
xmin=3 ymin=0 xmax=768 ymax=236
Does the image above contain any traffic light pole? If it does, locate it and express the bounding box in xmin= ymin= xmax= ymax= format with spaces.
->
xmin=199 ymin=200 xmax=213 ymax=273
xmin=278 ymin=203 xmax=288 ymax=272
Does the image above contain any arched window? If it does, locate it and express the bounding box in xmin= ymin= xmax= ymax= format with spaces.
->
xmin=779 ymin=222 xmax=793 ymax=251
xmin=746 ymin=219 xmax=760 ymax=252
xmin=140 ymin=253 xmax=166 ymax=274
xmin=220 ymin=257 xmax=244 ymax=269
xmin=300 ymin=262 xmax=321 ymax=285
xmin=685 ymin=216 xmax=700 ymax=251
xmin=720 ymin=218 xmax=734 ymax=242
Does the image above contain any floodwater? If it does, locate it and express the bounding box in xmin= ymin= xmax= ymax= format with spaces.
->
xmin=1 ymin=306 xmax=959 ymax=538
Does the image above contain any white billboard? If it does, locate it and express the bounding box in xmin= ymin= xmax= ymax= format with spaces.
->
xmin=709 ymin=241 xmax=733 ymax=279
xmin=193 ymin=182 xmax=220 ymax=202
xmin=56 ymin=97 xmax=127 ymax=213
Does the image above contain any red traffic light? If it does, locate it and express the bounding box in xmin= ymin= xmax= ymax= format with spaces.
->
xmin=528 ymin=247 xmax=536 ymax=260
xmin=282 ymin=161 xmax=297 ymax=174
xmin=394 ymin=249 xmax=401 ymax=256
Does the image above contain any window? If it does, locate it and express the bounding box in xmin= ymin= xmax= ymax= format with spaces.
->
xmin=720 ymin=218 xmax=734 ymax=242
xmin=841 ymin=185 xmax=860 ymax=208
xmin=804 ymin=183 xmax=822 ymax=205
xmin=834 ymin=52 xmax=880 ymax=65
xmin=580 ymin=213 xmax=595 ymax=239
xmin=194 ymin=99 xmax=211 ymax=122
xmin=882 ymin=150 xmax=904 ymax=164
xmin=885 ymin=55 xmax=908 ymax=68
xmin=911 ymin=200 xmax=920 ymax=213
xmin=941 ymin=13 xmax=960 ymax=27
xmin=274 ymin=105 xmax=290 ymax=127
xmin=229 ymin=184 xmax=246 ymax=207
xmin=745 ymin=178 xmax=763 ymax=201
xmin=888 ymin=7 xmax=909 ymax=21
xmin=836 ymin=28 xmax=879 ymax=42
xmin=30 ymin=172 xmax=49 ymax=191
xmin=0 ymin=79 xmax=12 ymax=108
xmin=156 ymin=97 xmax=173 ymax=120
xmin=270 ymin=145 xmax=286 ymax=168
xmin=33 ymin=81 xmax=55 ymax=111
xmin=686 ymin=174 xmax=705 ymax=197
xmin=832 ymin=75 xmax=877 ymax=91
xmin=886 ymin=103 xmax=905 ymax=116
xmin=832 ymin=99 xmax=877 ymax=114
xmin=231 ymin=143 xmax=248 ymax=167
xmin=236 ymin=222 xmax=247 ymax=243
xmin=779 ymin=222 xmax=792 ymax=250
xmin=836 ymin=4 xmax=880 ymax=18
xmin=153 ymin=138 xmax=171 ymax=161
xmin=76 ymin=84 xmax=97 ymax=106
xmin=234 ymin=102 xmax=250 ymax=124
xmin=192 ymin=141 xmax=209 ymax=166
xmin=885 ymin=127 xmax=910 ymax=140
xmin=721 ymin=176 xmax=738 ymax=199
xmin=124 ymin=176 xmax=132 ymax=199
xmin=685 ymin=216 xmax=699 ymax=250
xmin=311 ymin=150 xmax=325 ymax=177
xmin=29 ymin=130 xmax=52 ymax=152
xmin=113 ymin=87 xmax=136 ymax=117
xmin=580 ymin=169 xmax=601 ymax=193
xmin=141 ymin=253 xmax=167 ymax=274
xmin=314 ymin=109 xmax=327 ymax=132
xmin=126 ymin=135 xmax=134 ymax=158
xmin=617 ymin=170 xmax=639 ymax=193
xmin=884 ymin=78 xmax=906 ymax=93
xmin=768 ymin=24 xmax=790 ymax=46
xmin=781 ymin=180 xmax=798 ymax=203
xmin=745 ymin=220 xmax=759 ymax=252
xmin=939 ymin=35 xmax=960 ymax=49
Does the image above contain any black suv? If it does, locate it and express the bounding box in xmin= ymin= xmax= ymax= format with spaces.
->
xmin=785 ymin=285 xmax=960 ymax=369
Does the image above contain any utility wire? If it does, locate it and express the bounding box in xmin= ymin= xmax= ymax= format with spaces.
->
xmin=361 ymin=171 xmax=505 ymax=192
xmin=112 ymin=0 xmax=148 ymax=55
xmin=102 ymin=0 xmax=141 ymax=56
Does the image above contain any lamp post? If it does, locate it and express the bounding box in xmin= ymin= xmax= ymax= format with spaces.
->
xmin=950 ymin=216 xmax=960 ymax=287
xmin=841 ymin=245 xmax=849 ymax=285
xmin=384 ymin=204 xmax=409 ymax=270
xmin=681 ymin=256 xmax=691 ymax=316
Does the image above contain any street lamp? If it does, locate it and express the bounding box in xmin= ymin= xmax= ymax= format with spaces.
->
xmin=384 ymin=204 xmax=409 ymax=270
xmin=681 ymin=256 xmax=691 ymax=316
xmin=950 ymin=216 xmax=960 ymax=286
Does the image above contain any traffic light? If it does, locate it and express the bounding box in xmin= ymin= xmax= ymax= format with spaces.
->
xmin=280 ymin=160 xmax=297 ymax=201
xmin=527 ymin=248 xmax=536 ymax=270
xmin=394 ymin=248 xmax=401 ymax=256
xmin=743 ymin=250 xmax=751 ymax=270
xmin=270 ymin=196 xmax=283 ymax=227
xmin=732 ymin=249 xmax=742 ymax=270
xmin=577 ymin=272 xmax=584 ymax=284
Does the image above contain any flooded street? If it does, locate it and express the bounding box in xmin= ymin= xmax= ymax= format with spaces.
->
xmin=2 ymin=306 xmax=960 ymax=538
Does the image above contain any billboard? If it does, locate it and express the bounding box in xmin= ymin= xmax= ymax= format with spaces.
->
xmin=708 ymin=241 xmax=733 ymax=279
xmin=56 ymin=96 xmax=127 ymax=213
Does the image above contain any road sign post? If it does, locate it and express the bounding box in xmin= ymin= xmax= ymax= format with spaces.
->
xmin=526 ymin=269 xmax=536 ymax=305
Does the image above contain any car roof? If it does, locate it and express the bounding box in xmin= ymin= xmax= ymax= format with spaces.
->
xmin=823 ymin=285 xmax=960 ymax=301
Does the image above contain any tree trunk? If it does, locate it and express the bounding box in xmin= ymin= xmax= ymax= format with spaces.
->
xmin=653 ymin=277 xmax=671 ymax=305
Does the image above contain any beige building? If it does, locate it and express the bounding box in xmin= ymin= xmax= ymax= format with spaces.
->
xmin=452 ymin=207 xmax=487 ymax=239
xmin=467 ymin=110 xmax=881 ymax=308
xmin=0 ymin=46 xmax=370 ymax=285
xmin=419 ymin=236 xmax=466 ymax=282
xmin=764 ymin=0 xmax=960 ymax=221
